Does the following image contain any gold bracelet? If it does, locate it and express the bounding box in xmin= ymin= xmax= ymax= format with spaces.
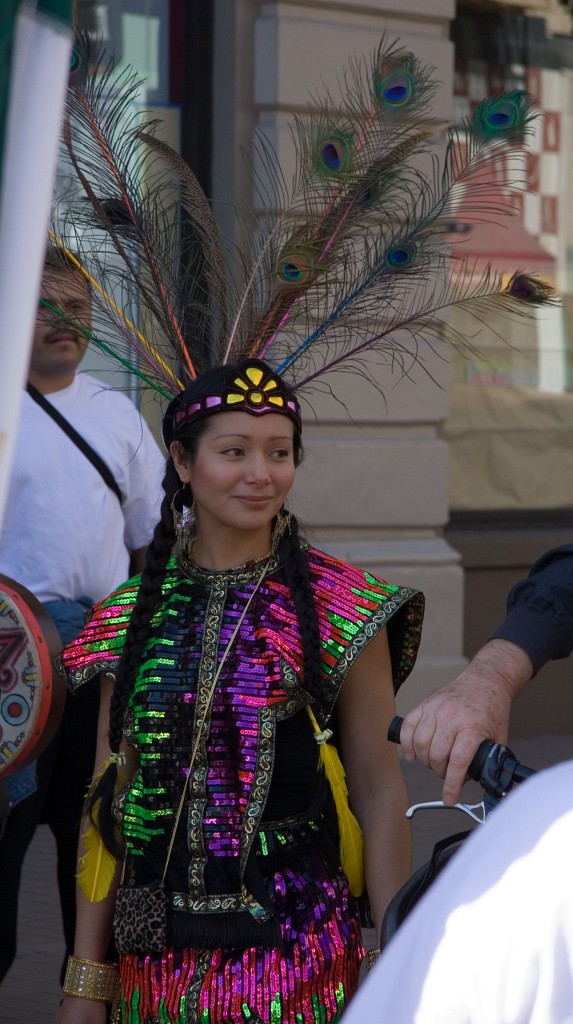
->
xmin=365 ymin=948 xmax=380 ymax=970
xmin=63 ymin=955 xmax=120 ymax=1003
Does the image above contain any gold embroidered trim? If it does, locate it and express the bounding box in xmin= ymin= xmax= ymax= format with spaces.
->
xmin=240 ymin=707 xmax=274 ymax=871
xmin=177 ymin=550 xmax=279 ymax=587
xmin=170 ymin=891 xmax=245 ymax=913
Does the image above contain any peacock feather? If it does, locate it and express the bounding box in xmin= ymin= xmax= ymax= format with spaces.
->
xmin=51 ymin=33 xmax=557 ymax=402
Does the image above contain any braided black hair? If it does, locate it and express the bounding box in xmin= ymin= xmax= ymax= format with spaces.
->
xmin=85 ymin=459 xmax=179 ymax=853
xmin=276 ymin=515 xmax=323 ymax=698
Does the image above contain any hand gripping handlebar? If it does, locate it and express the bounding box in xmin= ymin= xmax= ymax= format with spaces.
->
xmin=388 ymin=716 xmax=534 ymax=800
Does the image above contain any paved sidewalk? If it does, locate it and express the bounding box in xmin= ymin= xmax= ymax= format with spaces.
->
xmin=1 ymin=825 xmax=64 ymax=1023
xmin=1 ymin=733 xmax=571 ymax=1023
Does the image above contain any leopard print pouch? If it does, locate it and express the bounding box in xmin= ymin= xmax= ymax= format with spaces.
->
xmin=113 ymin=880 xmax=167 ymax=954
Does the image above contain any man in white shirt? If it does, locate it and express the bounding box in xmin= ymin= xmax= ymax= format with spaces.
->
xmin=0 ymin=246 xmax=164 ymax=983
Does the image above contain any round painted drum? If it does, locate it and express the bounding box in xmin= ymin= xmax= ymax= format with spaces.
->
xmin=0 ymin=575 xmax=66 ymax=780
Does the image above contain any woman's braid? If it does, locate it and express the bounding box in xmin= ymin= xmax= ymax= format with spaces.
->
xmin=277 ymin=515 xmax=322 ymax=698
xmin=85 ymin=459 xmax=180 ymax=854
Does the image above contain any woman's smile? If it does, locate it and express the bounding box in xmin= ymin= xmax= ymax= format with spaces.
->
xmin=234 ymin=494 xmax=273 ymax=503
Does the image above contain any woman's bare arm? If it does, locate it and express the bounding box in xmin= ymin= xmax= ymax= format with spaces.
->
xmin=56 ymin=674 xmax=138 ymax=1022
xmin=336 ymin=628 xmax=411 ymax=936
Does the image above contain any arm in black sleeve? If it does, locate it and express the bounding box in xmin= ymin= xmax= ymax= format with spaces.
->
xmin=491 ymin=544 xmax=573 ymax=674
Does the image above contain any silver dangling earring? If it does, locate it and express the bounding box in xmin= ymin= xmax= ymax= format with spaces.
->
xmin=271 ymin=509 xmax=292 ymax=554
xmin=171 ymin=487 xmax=196 ymax=550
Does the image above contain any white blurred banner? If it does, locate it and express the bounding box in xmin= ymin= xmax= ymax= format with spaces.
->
xmin=0 ymin=1 xmax=72 ymax=526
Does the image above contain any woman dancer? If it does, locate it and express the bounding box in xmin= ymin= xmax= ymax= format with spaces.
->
xmin=57 ymin=358 xmax=423 ymax=1023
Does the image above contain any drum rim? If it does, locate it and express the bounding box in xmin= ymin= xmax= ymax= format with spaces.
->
xmin=0 ymin=574 xmax=66 ymax=778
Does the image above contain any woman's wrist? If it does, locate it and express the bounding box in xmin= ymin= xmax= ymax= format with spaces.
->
xmin=62 ymin=954 xmax=120 ymax=1003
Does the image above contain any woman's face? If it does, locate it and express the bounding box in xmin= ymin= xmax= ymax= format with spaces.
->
xmin=171 ymin=411 xmax=296 ymax=537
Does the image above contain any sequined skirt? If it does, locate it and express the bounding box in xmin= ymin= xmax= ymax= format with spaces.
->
xmin=118 ymin=821 xmax=364 ymax=1023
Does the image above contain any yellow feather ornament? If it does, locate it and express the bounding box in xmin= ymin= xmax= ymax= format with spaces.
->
xmin=306 ymin=707 xmax=365 ymax=896
xmin=76 ymin=755 xmax=125 ymax=903
xmin=77 ymin=800 xmax=120 ymax=902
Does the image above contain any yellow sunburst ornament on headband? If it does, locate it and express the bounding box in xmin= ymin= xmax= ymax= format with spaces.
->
xmin=225 ymin=362 xmax=293 ymax=414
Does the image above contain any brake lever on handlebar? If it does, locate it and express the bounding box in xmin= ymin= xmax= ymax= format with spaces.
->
xmin=405 ymin=799 xmax=486 ymax=825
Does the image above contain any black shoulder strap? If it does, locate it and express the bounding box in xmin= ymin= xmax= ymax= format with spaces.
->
xmin=26 ymin=382 xmax=124 ymax=505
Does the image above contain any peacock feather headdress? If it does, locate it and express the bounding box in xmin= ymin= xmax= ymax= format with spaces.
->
xmin=50 ymin=34 xmax=556 ymax=414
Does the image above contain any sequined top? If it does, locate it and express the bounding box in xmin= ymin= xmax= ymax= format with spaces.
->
xmin=62 ymin=547 xmax=423 ymax=926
